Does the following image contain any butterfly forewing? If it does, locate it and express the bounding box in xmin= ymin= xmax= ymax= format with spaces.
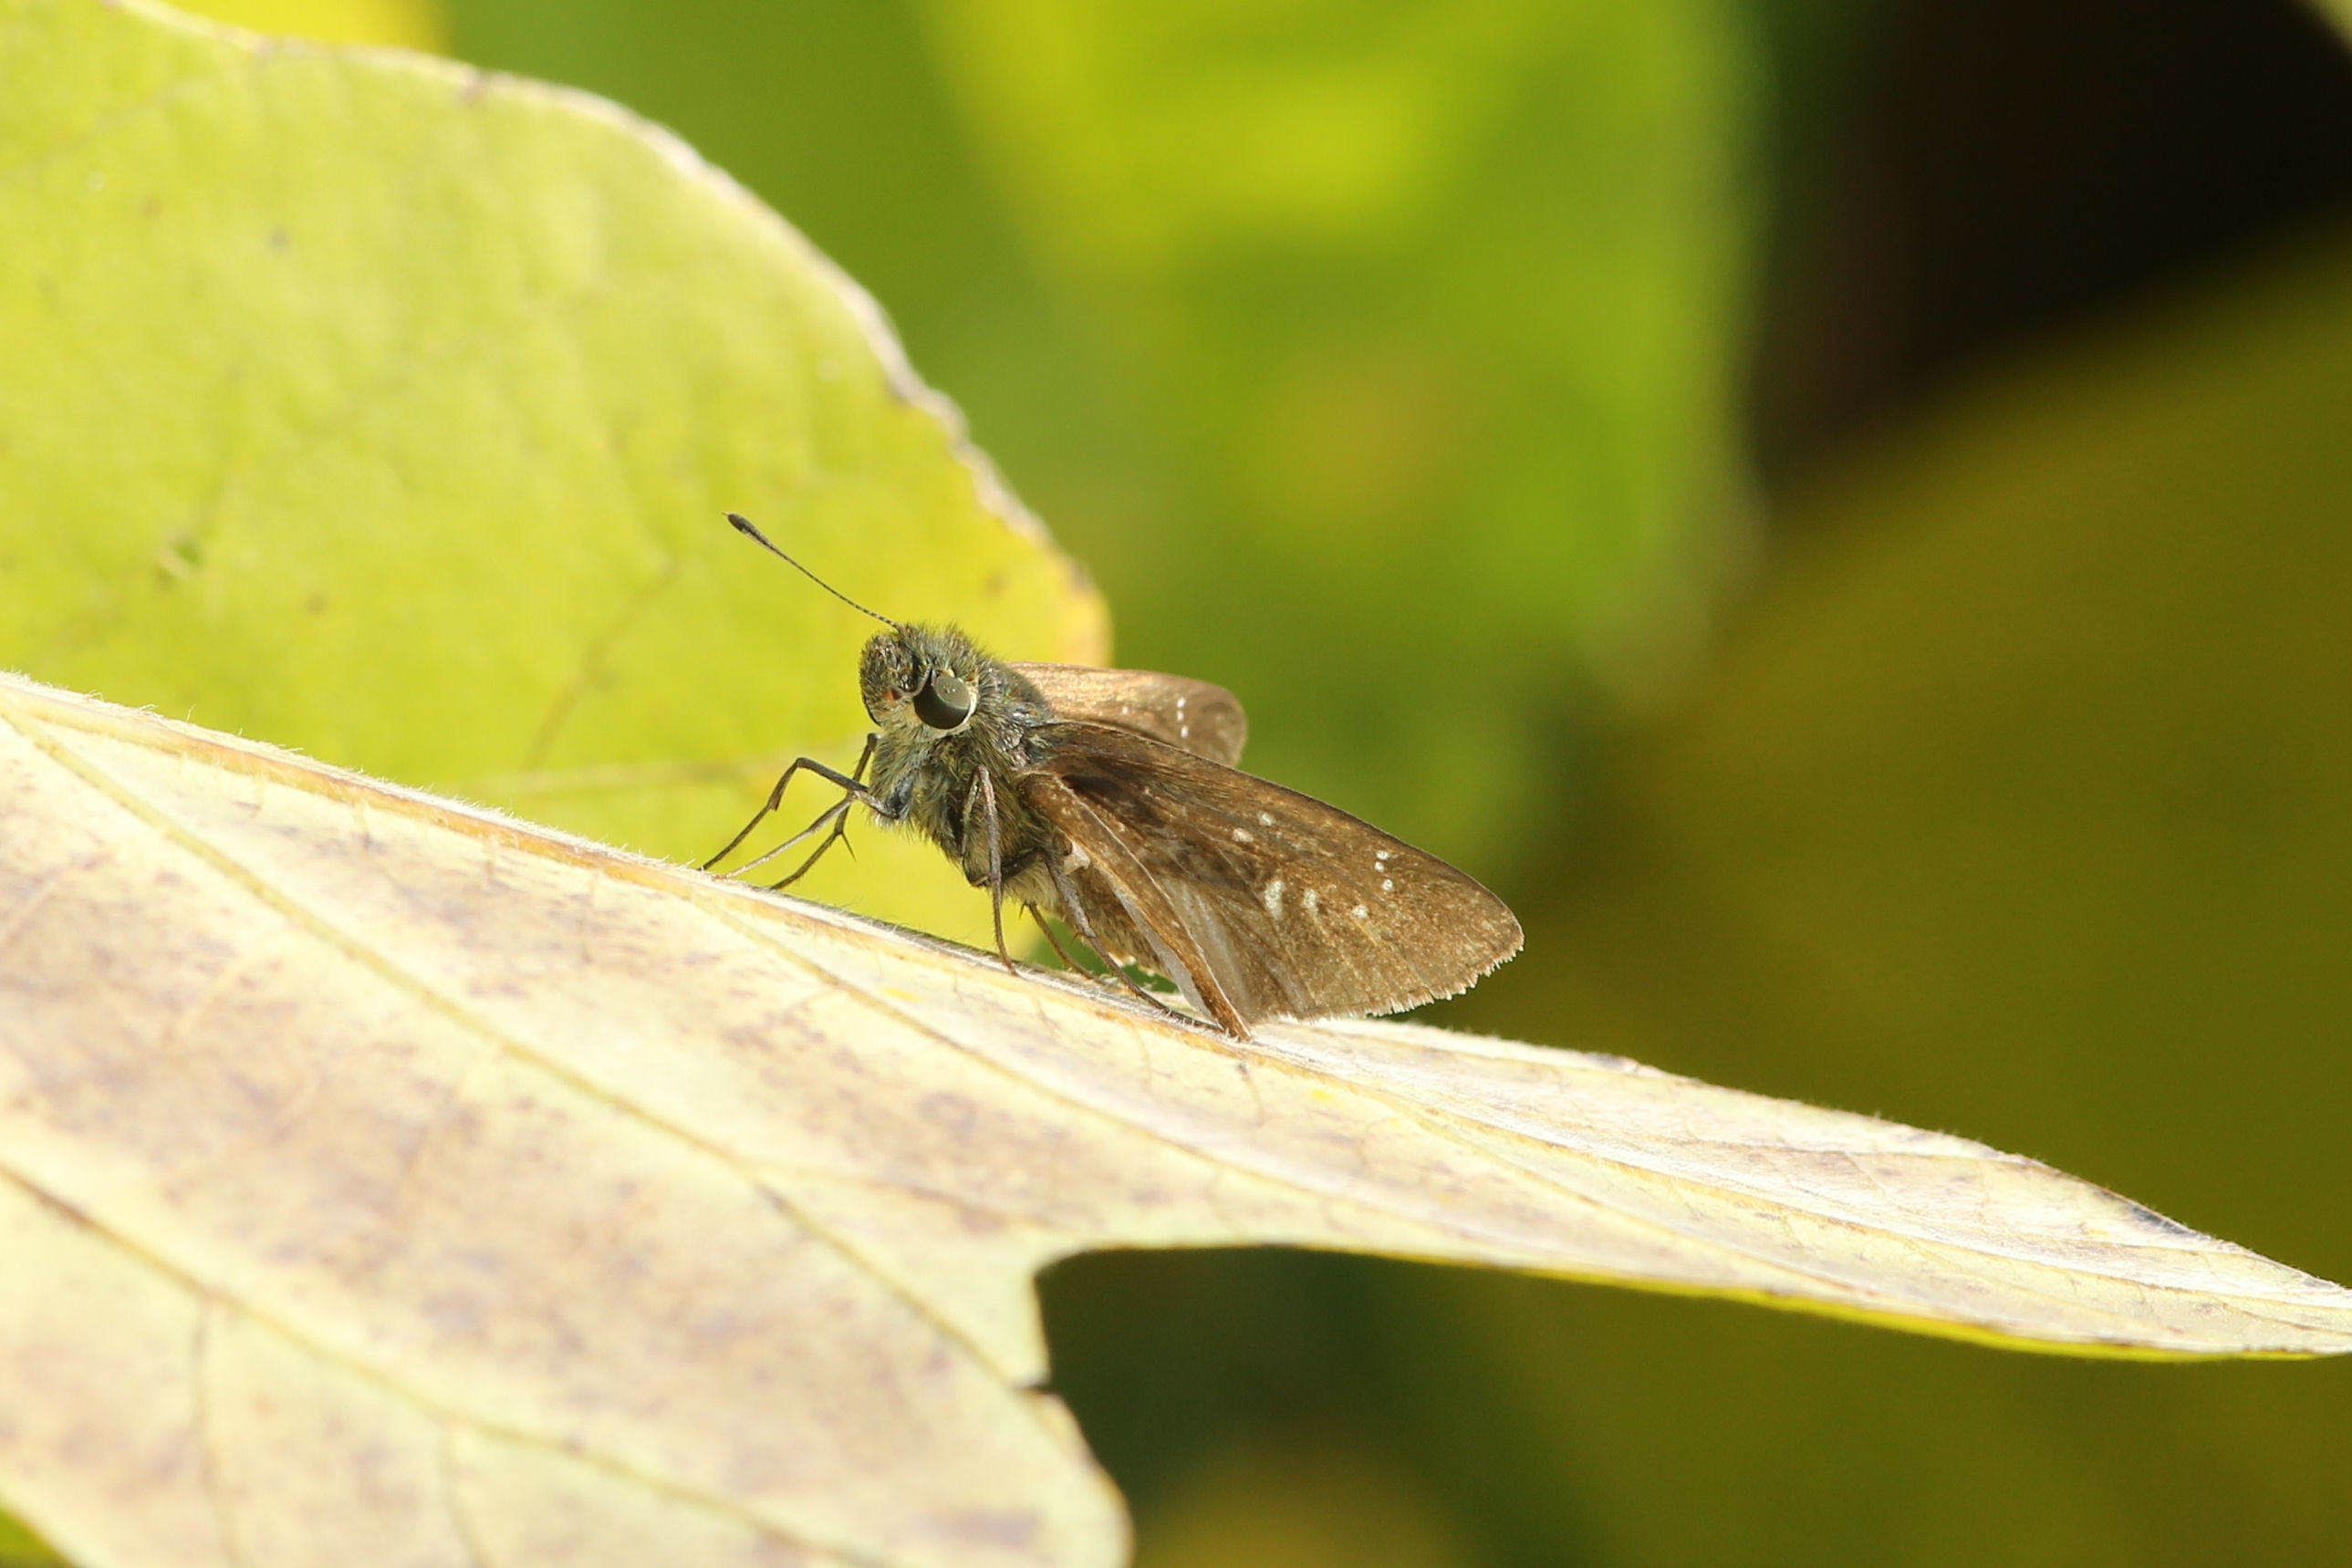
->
xmin=1010 ymin=663 xmax=1249 ymax=766
xmin=1023 ymin=722 xmax=1522 ymax=1033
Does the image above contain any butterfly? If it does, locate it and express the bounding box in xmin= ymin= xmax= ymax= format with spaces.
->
xmin=707 ymin=514 xmax=1522 ymax=1038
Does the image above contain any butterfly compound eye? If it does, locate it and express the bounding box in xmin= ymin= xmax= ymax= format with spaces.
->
xmin=913 ymin=668 xmax=977 ymax=731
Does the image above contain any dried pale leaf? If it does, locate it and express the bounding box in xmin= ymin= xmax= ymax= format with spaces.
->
xmin=1 ymin=670 xmax=2347 ymax=1568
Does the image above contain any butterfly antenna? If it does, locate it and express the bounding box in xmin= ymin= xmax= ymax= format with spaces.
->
xmin=723 ymin=513 xmax=900 ymax=629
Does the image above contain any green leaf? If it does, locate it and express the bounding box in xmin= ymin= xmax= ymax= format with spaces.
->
xmin=0 ymin=0 xmax=1108 ymax=948
xmin=161 ymin=0 xmax=447 ymax=51
xmin=0 ymin=1512 xmax=66 ymax=1568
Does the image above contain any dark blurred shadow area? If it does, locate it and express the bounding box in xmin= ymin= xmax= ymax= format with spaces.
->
xmin=1754 ymin=0 xmax=2352 ymax=476
xmin=403 ymin=1 xmax=2351 ymax=1562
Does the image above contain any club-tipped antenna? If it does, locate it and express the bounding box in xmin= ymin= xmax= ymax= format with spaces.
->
xmin=724 ymin=513 xmax=900 ymax=630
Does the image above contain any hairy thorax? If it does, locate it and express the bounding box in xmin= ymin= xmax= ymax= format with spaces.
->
xmin=859 ymin=624 xmax=1065 ymax=909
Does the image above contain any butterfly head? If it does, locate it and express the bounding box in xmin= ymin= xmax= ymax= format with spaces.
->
xmin=861 ymin=625 xmax=983 ymax=737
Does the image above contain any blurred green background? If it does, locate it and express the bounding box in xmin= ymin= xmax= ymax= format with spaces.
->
xmin=58 ymin=0 xmax=2352 ymax=1562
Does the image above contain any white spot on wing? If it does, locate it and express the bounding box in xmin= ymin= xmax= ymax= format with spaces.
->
xmin=1258 ymin=812 xmax=1275 ymax=826
xmin=1381 ymin=878 xmax=1394 ymax=893
xmin=1263 ymin=878 xmax=1285 ymax=918
xmin=1231 ymin=827 xmax=1254 ymax=844
xmin=1303 ymin=888 xmax=1319 ymax=913
xmin=1350 ymin=904 xmax=1369 ymax=919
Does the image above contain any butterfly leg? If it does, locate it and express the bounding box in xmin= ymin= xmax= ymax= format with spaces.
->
xmin=975 ymin=768 xmax=1015 ymax=973
xmin=765 ymin=799 xmax=860 ymax=890
xmin=1046 ymin=855 xmax=1194 ymax=1026
xmin=728 ymin=795 xmax=845 ymax=877
xmin=702 ymin=735 xmax=876 ymax=872
xmin=1030 ymin=907 xmax=1119 ymax=984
